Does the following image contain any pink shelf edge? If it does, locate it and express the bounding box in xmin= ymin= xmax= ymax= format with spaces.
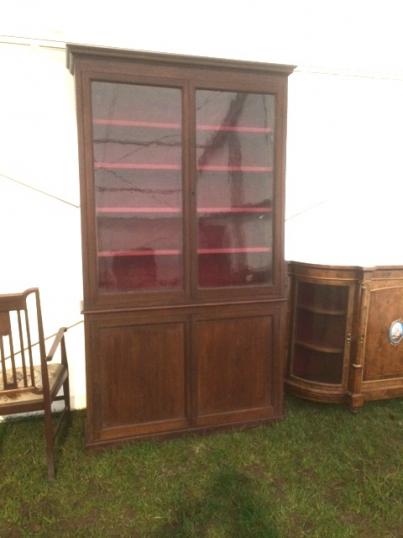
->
xmin=198 ymin=207 xmax=272 ymax=213
xmin=98 ymin=247 xmax=272 ymax=257
xmin=198 ymin=247 xmax=272 ymax=255
xmin=198 ymin=165 xmax=272 ymax=172
xmin=97 ymin=207 xmax=181 ymax=214
xmin=93 ymin=118 xmax=273 ymax=133
xmin=94 ymin=162 xmax=273 ymax=172
xmin=96 ymin=207 xmax=272 ymax=214
xmin=98 ymin=249 xmax=181 ymax=257
xmin=94 ymin=163 xmax=180 ymax=170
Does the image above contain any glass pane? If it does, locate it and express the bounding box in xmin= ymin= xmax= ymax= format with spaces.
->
xmin=292 ymin=347 xmax=344 ymax=384
xmin=297 ymin=282 xmax=348 ymax=313
xmin=291 ymin=283 xmax=349 ymax=384
xmin=195 ymin=90 xmax=275 ymax=288
xmin=91 ymin=82 xmax=183 ymax=292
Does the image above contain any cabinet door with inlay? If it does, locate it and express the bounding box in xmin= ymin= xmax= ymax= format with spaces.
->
xmin=363 ymin=285 xmax=403 ymax=381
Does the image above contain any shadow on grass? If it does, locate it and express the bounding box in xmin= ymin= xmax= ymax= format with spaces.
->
xmin=154 ymin=466 xmax=279 ymax=538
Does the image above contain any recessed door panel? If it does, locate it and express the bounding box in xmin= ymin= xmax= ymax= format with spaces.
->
xmin=364 ymin=287 xmax=403 ymax=381
xmin=92 ymin=319 xmax=187 ymax=439
xmin=194 ymin=312 xmax=276 ymax=426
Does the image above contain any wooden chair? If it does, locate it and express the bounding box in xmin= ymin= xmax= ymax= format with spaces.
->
xmin=0 ymin=288 xmax=70 ymax=479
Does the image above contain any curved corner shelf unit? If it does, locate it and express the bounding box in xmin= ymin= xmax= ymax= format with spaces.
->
xmin=286 ymin=261 xmax=403 ymax=411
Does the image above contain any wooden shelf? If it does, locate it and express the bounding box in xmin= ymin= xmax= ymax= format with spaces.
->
xmin=94 ymin=119 xmax=179 ymax=129
xmin=97 ymin=207 xmax=181 ymax=215
xmin=198 ymin=247 xmax=271 ymax=255
xmin=96 ymin=207 xmax=272 ymax=215
xmin=94 ymin=162 xmax=272 ymax=172
xmin=98 ymin=249 xmax=181 ymax=257
xmin=295 ymin=340 xmax=343 ymax=354
xmin=93 ymin=118 xmax=272 ymax=133
xmin=94 ymin=163 xmax=181 ymax=170
xmin=98 ymin=247 xmax=272 ymax=257
xmin=198 ymin=125 xmax=272 ymax=134
xmin=297 ymin=303 xmax=346 ymax=316
xmin=198 ymin=165 xmax=272 ymax=172
xmin=198 ymin=207 xmax=271 ymax=214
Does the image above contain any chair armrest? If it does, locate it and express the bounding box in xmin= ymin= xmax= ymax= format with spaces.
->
xmin=46 ymin=327 xmax=68 ymax=362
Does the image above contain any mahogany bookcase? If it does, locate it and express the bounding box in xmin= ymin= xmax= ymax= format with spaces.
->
xmin=67 ymin=45 xmax=295 ymax=447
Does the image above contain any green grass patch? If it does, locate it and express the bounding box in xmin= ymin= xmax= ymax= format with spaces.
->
xmin=0 ymin=396 xmax=402 ymax=537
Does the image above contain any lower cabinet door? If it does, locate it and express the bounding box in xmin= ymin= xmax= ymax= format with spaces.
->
xmin=192 ymin=303 xmax=285 ymax=428
xmin=86 ymin=312 xmax=188 ymax=445
xmin=362 ymin=283 xmax=403 ymax=399
xmin=85 ymin=303 xmax=285 ymax=446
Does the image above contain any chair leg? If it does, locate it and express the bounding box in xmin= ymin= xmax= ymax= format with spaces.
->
xmin=63 ymin=374 xmax=71 ymax=414
xmin=42 ymin=372 xmax=70 ymax=480
xmin=44 ymin=403 xmax=55 ymax=480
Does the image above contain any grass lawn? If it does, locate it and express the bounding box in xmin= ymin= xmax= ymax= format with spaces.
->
xmin=0 ymin=396 xmax=402 ymax=537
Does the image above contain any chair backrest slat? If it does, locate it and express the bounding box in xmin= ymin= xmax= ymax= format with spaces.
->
xmin=17 ymin=310 xmax=28 ymax=387
xmin=0 ymin=312 xmax=16 ymax=389
xmin=24 ymin=306 xmax=36 ymax=388
xmin=8 ymin=325 xmax=18 ymax=388
xmin=0 ymin=335 xmax=9 ymax=389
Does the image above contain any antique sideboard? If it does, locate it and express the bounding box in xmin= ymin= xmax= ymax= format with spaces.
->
xmin=286 ymin=261 xmax=403 ymax=411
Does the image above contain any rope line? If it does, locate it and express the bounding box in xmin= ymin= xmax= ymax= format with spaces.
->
xmin=0 ymin=173 xmax=80 ymax=208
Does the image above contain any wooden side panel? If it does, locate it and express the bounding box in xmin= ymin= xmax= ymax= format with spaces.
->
xmin=364 ymin=286 xmax=403 ymax=381
xmin=194 ymin=307 xmax=279 ymax=426
xmin=88 ymin=315 xmax=188 ymax=442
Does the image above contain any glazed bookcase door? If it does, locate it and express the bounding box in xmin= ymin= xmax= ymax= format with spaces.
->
xmin=192 ymin=81 xmax=285 ymax=301
xmin=84 ymin=75 xmax=188 ymax=307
